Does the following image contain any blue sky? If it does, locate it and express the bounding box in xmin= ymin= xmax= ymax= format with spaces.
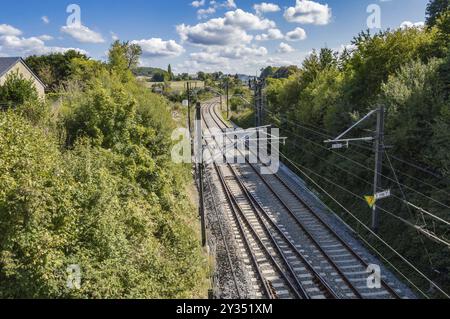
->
xmin=0 ymin=0 xmax=429 ymax=74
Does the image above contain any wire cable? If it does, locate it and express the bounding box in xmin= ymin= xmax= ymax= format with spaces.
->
xmin=274 ymin=149 xmax=450 ymax=299
xmin=275 ymin=124 xmax=450 ymax=210
xmin=265 ymin=109 xmax=449 ymax=184
xmin=284 ymin=139 xmax=450 ymax=227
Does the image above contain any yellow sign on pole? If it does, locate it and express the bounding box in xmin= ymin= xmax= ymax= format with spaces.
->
xmin=365 ymin=196 xmax=376 ymax=208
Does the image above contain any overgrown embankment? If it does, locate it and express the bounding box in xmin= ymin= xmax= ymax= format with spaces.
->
xmin=0 ymin=45 xmax=208 ymax=298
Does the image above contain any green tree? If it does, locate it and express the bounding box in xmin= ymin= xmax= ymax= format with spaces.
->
xmin=272 ymin=66 xmax=299 ymax=79
xmin=197 ymin=71 xmax=206 ymax=81
xmin=260 ymin=66 xmax=275 ymax=80
xmin=126 ymin=43 xmax=142 ymax=70
xmin=167 ymin=64 xmax=173 ymax=81
xmin=25 ymin=50 xmax=88 ymax=91
xmin=108 ymin=41 xmax=142 ymax=82
xmin=345 ymin=28 xmax=435 ymax=108
xmin=426 ymin=0 xmax=450 ymax=27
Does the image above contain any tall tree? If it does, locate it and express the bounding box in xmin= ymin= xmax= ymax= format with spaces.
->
xmin=25 ymin=50 xmax=88 ymax=91
xmin=426 ymin=0 xmax=450 ymax=27
xmin=167 ymin=64 xmax=173 ymax=81
xmin=126 ymin=43 xmax=142 ymax=70
xmin=108 ymin=41 xmax=142 ymax=72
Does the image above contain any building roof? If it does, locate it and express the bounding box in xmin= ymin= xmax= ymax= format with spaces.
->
xmin=0 ymin=57 xmax=46 ymax=88
xmin=0 ymin=57 xmax=21 ymax=78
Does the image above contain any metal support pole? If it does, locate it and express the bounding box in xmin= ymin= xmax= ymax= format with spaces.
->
xmin=196 ymin=102 xmax=207 ymax=247
xmin=187 ymin=82 xmax=194 ymax=158
xmin=254 ymin=80 xmax=260 ymax=152
xmin=258 ymin=81 xmax=264 ymax=126
xmin=226 ymin=82 xmax=229 ymax=119
xmin=372 ymin=105 xmax=385 ymax=233
xmin=187 ymin=82 xmax=191 ymax=136
xmin=254 ymin=80 xmax=258 ymax=128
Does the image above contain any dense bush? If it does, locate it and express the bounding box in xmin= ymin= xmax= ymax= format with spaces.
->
xmin=0 ymin=43 xmax=207 ymax=298
xmin=0 ymin=71 xmax=39 ymax=107
xmin=25 ymin=50 xmax=89 ymax=92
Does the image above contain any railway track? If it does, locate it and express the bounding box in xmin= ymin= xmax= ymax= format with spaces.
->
xmin=202 ymin=99 xmax=406 ymax=299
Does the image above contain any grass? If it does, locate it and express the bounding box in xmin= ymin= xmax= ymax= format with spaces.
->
xmin=229 ymin=107 xmax=255 ymax=129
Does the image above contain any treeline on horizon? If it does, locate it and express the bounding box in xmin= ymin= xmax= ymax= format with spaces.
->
xmin=0 ymin=42 xmax=207 ymax=298
xmin=236 ymin=0 xmax=450 ymax=297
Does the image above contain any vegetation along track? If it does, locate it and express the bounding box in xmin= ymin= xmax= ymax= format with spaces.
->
xmin=202 ymin=99 xmax=407 ymax=299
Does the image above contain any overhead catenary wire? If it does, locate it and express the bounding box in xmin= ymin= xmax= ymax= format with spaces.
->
xmin=273 ymin=146 xmax=450 ymax=248
xmin=265 ymin=109 xmax=449 ymax=186
xmin=269 ymin=119 xmax=450 ymax=210
xmin=264 ymin=109 xmax=448 ymax=270
xmin=273 ymin=149 xmax=450 ymax=299
xmin=283 ymin=138 xmax=450 ymax=228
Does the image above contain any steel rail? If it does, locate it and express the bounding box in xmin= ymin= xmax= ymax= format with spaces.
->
xmin=203 ymin=101 xmax=340 ymax=299
xmin=208 ymin=99 xmax=403 ymax=299
xmin=203 ymin=103 xmax=306 ymax=299
xmin=204 ymin=170 xmax=242 ymax=298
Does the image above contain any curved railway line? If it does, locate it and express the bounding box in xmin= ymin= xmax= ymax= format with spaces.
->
xmin=201 ymin=99 xmax=408 ymax=299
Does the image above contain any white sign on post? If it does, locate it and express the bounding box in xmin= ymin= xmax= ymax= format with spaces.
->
xmin=375 ymin=190 xmax=391 ymax=200
xmin=182 ymin=100 xmax=189 ymax=107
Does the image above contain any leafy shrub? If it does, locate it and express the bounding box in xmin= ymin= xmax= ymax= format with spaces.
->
xmin=0 ymin=44 xmax=207 ymax=298
xmin=0 ymin=71 xmax=39 ymax=108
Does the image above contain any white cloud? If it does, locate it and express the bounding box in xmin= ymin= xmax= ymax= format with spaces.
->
xmin=219 ymin=45 xmax=268 ymax=59
xmin=284 ymin=0 xmax=332 ymax=25
xmin=278 ymin=42 xmax=295 ymax=53
xmin=186 ymin=44 xmax=268 ymax=73
xmin=177 ymin=9 xmax=276 ymax=46
xmin=110 ymin=32 xmax=119 ymax=41
xmin=223 ymin=0 xmax=237 ymax=9
xmin=400 ymin=21 xmax=425 ymax=29
xmin=177 ymin=17 xmax=253 ymax=46
xmin=285 ymin=27 xmax=307 ymax=41
xmin=198 ymin=7 xmax=217 ymax=19
xmin=254 ymin=2 xmax=281 ymax=16
xmin=61 ymin=24 xmax=105 ymax=43
xmin=37 ymin=35 xmax=54 ymax=41
xmin=224 ymin=9 xmax=276 ymax=30
xmin=191 ymin=0 xmax=206 ymax=7
xmin=41 ymin=16 xmax=50 ymax=24
xmin=337 ymin=43 xmax=356 ymax=54
xmin=131 ymin=38 xmax=185 ymax=57
xmin=0 ymin=24 xmax=22 ymax=36
xmin=190 ymin=51 xmax=229 ymax=65
xmin=255 ymin=28 xmax=284 ymax=41
xmin=0 ymin=35 xmax=87 ymax=57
